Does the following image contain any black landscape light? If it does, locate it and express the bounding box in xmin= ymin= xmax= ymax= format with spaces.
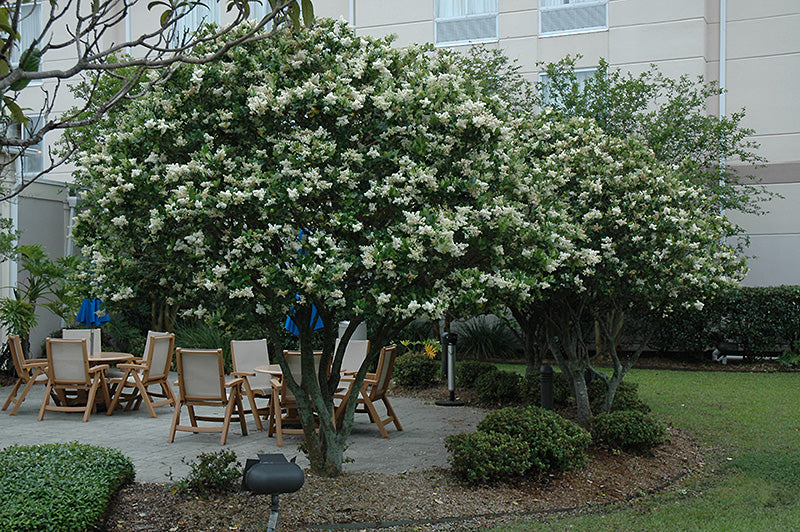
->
xmin=242 ymin=453 xmax=304 ymax=532
xmin=540 ymin=364 xmax=554 ymax=410
xmin=436 ymin=332 xmax=464 ymax=407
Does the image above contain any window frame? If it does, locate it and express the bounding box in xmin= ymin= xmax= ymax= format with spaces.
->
xmin=434 ymin=0 xmax=499 ymax=47
xmin=11 ymin=1 xmax=42 ymax=67
xmin=538 ymin=0 xmax=608 ymax=37
xmin=8 ymin=114 xmax=46 ymax=177
xmin=171 ymin=0 xmax=221 ymax=46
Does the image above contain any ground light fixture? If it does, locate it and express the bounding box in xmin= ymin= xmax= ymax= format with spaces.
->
xmin=242 ymin=453 xmax=305 ymax=532
xmin=436 ymin=332 xmax=464 ymax=406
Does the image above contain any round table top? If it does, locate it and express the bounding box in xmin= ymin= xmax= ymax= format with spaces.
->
xmin=88 ymin=352 xmax=134 ymax=364
xmin=253 ymin=364 xmax=283 ymax=376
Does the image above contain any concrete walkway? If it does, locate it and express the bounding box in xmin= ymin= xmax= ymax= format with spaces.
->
xmin=0 ymin=376 xmax=485 ymax=482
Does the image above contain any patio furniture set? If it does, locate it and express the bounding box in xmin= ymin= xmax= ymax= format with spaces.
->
xmin=2 ymin=331 xmax=403 ymax=446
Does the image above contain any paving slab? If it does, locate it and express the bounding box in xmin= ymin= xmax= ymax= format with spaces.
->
xmin=0 ymin=376 xmax=484 ymax=482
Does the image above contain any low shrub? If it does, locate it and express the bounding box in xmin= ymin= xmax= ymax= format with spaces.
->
xmin=457 ymin=360 xmax=498 ymax=388
xmin=393 ymin=352 xmax=439 ymax=388
xmin=474 ymin=370 xmax=522 ymax=406
xmin=522 ymin=370 xmax=571 ymax=406
xmin=174 ymin=450 xmax=241 ymax=495
xmin=0 ymin=442 xmax=134 ymax=532
xmin=445 ymin=431 xmax=532 ymax=484
xmin=587 ymin=379 xmax=650 ymax=414
xmin=478 ymin=405 xmax=592 ymax=473
xmin=593 ymin=410 xmax=667 ymax=452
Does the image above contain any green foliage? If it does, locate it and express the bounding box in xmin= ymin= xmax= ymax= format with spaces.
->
xmin=535 ymin=55 xmax=768 ymax=215
xmin=478 ymin=405 xmax=592 ymax=473
xmin=173 ymin=450 xmax=241 ymax=496
xmin=454 ymin=45 xmax=534 ymax=117
xmin=445 ymin=431 xmax=533 ymax=485
xmin=592 ymin=410 xmax=667 ymax=453
xmin=454 ymin=315 xmax=520 ymax=361
xmin=174 ymin=319 xmax=233 ymax=371
xmin=474 ymin=370 xmax=522 ymax=406
xmin=393 ymin=352 xmax=439 ymax=388
xmin=0 ymin=244 xmax=82 ymax=363
xmin=457 ymin=360 xmax=498 ymax=388
xmin=0 ymin=442 xmax=134 ymax=532
xmin=587 ymin=379 xmax=650 ymax=414
xmin=649 ymin=285 xmax=800 ymax=356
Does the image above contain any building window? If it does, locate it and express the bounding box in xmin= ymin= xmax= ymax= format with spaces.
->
xmin=538 ymin=67 xmax=597 ymax=108
xmin=172 ymin=0 xmax=221 ymax=45
xmin=8 ymin=115 xmax=45 ymax=176
xmin=539 ymin=0 xmax=608 ymax=36
xmin=435 ymin=0 xmax=498 ymax=46
xmin=248 ymin=0 xmax=276 ymax=31
xmin=11 ymin=2 xmax=42 ymax=66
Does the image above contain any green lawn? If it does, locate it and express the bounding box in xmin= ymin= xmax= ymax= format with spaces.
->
xmin=491 ymin=367 xmax=800 ymax=531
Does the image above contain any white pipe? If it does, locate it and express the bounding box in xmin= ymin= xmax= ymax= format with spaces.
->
xmin=349 ymin=0 xmax=354 ymax=26
xmin=66 ymin=195 xmax=77 ymax=256
xmin=719 ymin=0 xmax=726 ymax=121
xmin=9 ymin=174 xmax=21 ymax=290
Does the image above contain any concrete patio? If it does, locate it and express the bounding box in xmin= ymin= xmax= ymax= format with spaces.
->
xmin=0 ymin=376 xmax=485 ymax=482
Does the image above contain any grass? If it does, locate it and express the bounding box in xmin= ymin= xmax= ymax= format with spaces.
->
xmin=488 ymin=367 xmax=800 ymax=530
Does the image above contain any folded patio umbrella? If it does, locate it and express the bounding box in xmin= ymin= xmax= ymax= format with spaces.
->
xmin=76 ymin=298 xmax=110 ymax=355
xmin=284 ymin=303 xmax=323 ymax=336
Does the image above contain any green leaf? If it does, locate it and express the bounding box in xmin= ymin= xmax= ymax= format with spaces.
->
xmin=160 ymin=9 xmax=173 ymax=27
xmin=3 ymin=97 xmax=27 ymax=123
xmin=287 ymin=3 xmax=300 ymax=28
xmin=301 ymin=0 xmax=314 ymax=27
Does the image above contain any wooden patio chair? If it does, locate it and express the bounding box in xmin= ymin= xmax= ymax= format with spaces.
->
xmin=268 ymin=350 xmax=323 ymax=446
xmin=106 ymin=333 xmax=177 ymax=417
xmin=38 ymin=338 xmax=111 ymax=422
xmin=2 ymin=334 xmax=48 ymax=415
xmin=62 ymin=328 xmax=102 ymax=356
xmin=230 ymin=339 xmax=270 ymax=431
xmin=335 ymin=345 xmax=402 ymax=438
xmin=168 ymin=348 xmax=248 ymax=445
xmin=334 ymin=338 xmax=370 ymax=375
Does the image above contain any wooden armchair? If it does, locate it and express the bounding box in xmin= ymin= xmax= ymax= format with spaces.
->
xmin=168 ymin=348 xmax=248 ymax=445
xmin=2 ymin=334 xmax=48 ymax=415
xmin=334 ymin=338 xmax=370 ymax=375
xmin=38 ymin=338 xmax=111 ymax=422
xmin=106 ymin=333 xmax=176 ymax=417
xmin=230 ymin=339 xmax=270 ymax=431
xmin=335 ymin=345 xmax=402 ymax=438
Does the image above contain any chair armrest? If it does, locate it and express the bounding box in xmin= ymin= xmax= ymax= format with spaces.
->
xmin=232 ymin=370 xmax=256 ymax=377
xmin=225 ymin=377 xmax=245 ymax=388
xmin=23 ymin=359 xmax=48 ymax=369
xmin=117 ymin=363 xmax=145 ymax=371
xmin=89 ymin=364 xmax=109 ymax=373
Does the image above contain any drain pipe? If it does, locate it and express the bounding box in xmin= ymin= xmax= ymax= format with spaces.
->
xmin=349 ymin=0 xmax=354 ymax=26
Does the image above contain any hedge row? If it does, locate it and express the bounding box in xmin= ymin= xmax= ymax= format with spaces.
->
xmin=0 ymin=442 xmax=134 ymax=532
xmin=649 ymin=285 xmax=800 ymax=355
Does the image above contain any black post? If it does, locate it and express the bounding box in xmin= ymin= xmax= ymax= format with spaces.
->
xmin=540 ymin=364 xmax=554 ymax=410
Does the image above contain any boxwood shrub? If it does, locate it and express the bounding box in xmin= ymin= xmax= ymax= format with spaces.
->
xmin=478 ymin=405 xmax=591 ymax=473
xmin=457 ymin=360 xmax=498 ymax=388
xmin=0 ymin=442 xmax=134 ymax=532
xmin=393 ymin=352 xmax=439 ymax=387
xmin=474 ymin=370 xmax=522 ymax=406
xmin=593 ymin=410 xmax=667 ymax=452
xmin=445 ymin=431 xmax=533 ymax=485
xmin=587 ymin=379 xmax=650 ymax=414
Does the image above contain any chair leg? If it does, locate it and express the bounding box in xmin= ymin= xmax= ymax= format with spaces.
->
xmin=242 ymin=381 xmax=264 ymax=431
xmin=382 ymin=396 xmax=403 ymax=431
xmin=84 ymin=378 xmax=101 ymax=422
xmin=168 ymin=402 xmax=182 ymax=443
xmin=38 ymin=382 xmax=53 ymax=421
xmin=221 ymin=395 xmax=237 ymax=445
xmin=187 ymin=405 xmax=198 ymax=427
xmin=2 ymin=378 xmax=23 ymax=411
xmin=234 ymin=388 xmax=248 ymax=437
xmin=362 ymin=395 xmax=390 ymax=438
xmin=106 ymin=369 xmax=131 ymax=416
xmin=272 ymin=390 xmax=283 ymax=447
xmin=10 ymin=377 xmax=38 ymax=416
xmin=133 ymin=374 xmax=157 ymax=418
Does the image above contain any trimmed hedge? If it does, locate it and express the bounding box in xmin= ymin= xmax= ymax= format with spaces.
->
xmin=457 ymin=360 xmax=498 ymax=388
xmin=478 ymin=406 xmax=592 ymax=473
xmin=593 ymin=410 xmax=667 ymax=452
xmin=474 ymin=370 xmax=522 ymax=406
xmin=0 ymin=442 xmax=134 ymax=532
xmin=393 ymin=352 xmax=439 ymax=387
xmin=650 ymin=285 xmax=800 ymax=355
xmin=444 ymin=431 xmax=533 ymax=485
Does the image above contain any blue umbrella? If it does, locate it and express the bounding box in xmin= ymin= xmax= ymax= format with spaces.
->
xmin=76 ymin=298 xmax=110 ymax=354
xmin=284 ymin=304 xmax=324 ymax=335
